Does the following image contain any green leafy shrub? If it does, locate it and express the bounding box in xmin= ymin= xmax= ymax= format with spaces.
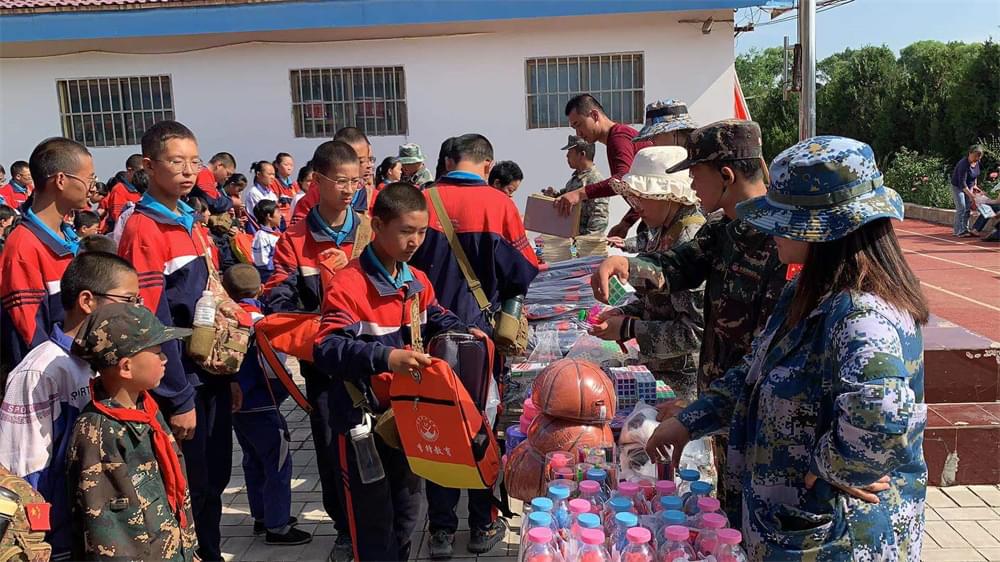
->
xmin=883 ymin=147 xmax=953 ymax=208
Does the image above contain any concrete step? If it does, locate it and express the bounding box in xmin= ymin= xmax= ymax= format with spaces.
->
xmin=924 ymin=315 xmax=999 ymax=404
xmin=925 ymin=403 xmax=1000 ymax=486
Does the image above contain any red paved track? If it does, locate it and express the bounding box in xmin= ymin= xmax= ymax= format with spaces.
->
xmin=896 ymin=220 xmax=1000 ymax=342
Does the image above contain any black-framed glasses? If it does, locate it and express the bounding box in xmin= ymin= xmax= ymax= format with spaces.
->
xmin=93 ymin=292 xmax=143 ymax=305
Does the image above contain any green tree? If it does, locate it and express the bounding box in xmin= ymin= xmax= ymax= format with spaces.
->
xmin=948 ymin=40 xmax=1000 ymax=159
xmin=736 ymin=47 xmax=798 ymax=160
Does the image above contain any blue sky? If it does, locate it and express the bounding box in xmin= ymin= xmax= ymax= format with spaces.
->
xmin=735 ymin=0 xmax=1000 ymax=58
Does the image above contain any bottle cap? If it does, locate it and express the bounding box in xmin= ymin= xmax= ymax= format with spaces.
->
xmin=655 ymin=480 xmax=677 ymax=496
xmin=581 ymin=528 xmax=605 ymax=546
xmin=679 ymin=469 xmax=700 ymax=482
xmin=614 ymin=512 xmax=638 ymax=528
xmin=569 ymin=499 xmax=591 ymax=515
xmin=530 ymin=497 xmax=553 ymax=512
xmin=659 ymin=496 xmax=683 ymax=511
xmin=577 ymin=513 xmax=601 ymax=529
xmin=702 ymin=513 xmax=726 ymax=529
xmin=527 ymin=527 xmax=553 ymax=544
xmin=527 ymin=511 xmax=553 ymax=528
xmin=661 ymin=510 xmax=686 ymax=526
xmin=548 ymin=485 xmax=570 ymax=500
xmin=579 ymin=480 xmax=600 ymax=494
xmin=697 ymin=497 xmax=721 ymax=513
xmin=618 ymin=482 xmax=639 ymax=497
xmin=609 ymin=496 xmax=633 ymax=512
xmin=626 ymin=526 xmax=651 ymax=544
xmin=665 ymin=525 xmax=690 ymax=542
xmin=690 ymin=481 xmax=712 ymax=495
xmin=718 ymin=528 xmax=742 ymax=545
xmin=585 ymin=468 xmax=607 ymax=482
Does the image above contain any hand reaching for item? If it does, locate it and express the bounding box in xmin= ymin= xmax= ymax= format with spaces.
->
xmin=388 ymin=349 xmax=433 ymax=377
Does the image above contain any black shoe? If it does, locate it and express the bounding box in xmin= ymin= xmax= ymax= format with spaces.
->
xmin=428 ymin=530 xmax=455 ymax=560
xmin=254 ymin=516 xmax=299 ymax=536
xmin=329 ymin=534 xmax=353 ymax=562
xmin=265 ymin=526 xmax=312 ymax=546
xmin=468 ymin=519 xmax=507 ymax=554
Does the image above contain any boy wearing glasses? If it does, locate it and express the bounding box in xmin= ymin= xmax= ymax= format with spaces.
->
xmin=291 ymin=127 xmax=375 ymax=225
xmin=0 ymin=251 xmax=139 ymax=560
xmin=0 ymin=137 xmax=94 ymax=373
xmin=261 ymin=140 xmax=370 ymax=558
xmin=118 ymin=120 xmax=234 ymax=562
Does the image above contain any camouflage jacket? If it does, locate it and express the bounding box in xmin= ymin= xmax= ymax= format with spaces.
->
xmin=66 ymin=389 xmax=197 ymax=561
xmin=628 ymin=216 xmax=786 ymax=392
xmin=560 ymin=167 xmax=609 ymax=235
xmin=617 ymin=206 xmax=705 ymax=398
xmin=677 ymin=285 xmax=927 ymax=561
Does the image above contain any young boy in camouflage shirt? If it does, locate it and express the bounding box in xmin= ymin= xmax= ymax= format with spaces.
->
xmin=66 ymin=303 xmax=197 ymax=561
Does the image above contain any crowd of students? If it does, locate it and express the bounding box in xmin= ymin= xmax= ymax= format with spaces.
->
xmin=0 ymin=90 xmax=930 ymax=562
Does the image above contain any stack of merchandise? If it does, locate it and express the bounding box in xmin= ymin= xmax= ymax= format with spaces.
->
xmin=525 ymin=256 xmax=606 ymax=323
xmin=504 ymin=359 xmax=617 ymax=502
xmin=538 ymin=234 xmax=576 ymax=263
xmin=608 ymin=366 xmax=657 ymax=410
xmin=574 ymin=235 xmax=608 ymax=259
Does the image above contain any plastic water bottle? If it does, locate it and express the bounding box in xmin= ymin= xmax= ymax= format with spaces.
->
xmin=586 ymin=468 xmax=611 ymax=500
xmin=654 ymin=480 xmax=677 ymax=509
xmin=578 ymin=480 xmax=605 ymax=514
xmin=689 ymin=497 xmax=729 ymax=537
xmin=530 ymin=496 xmax=555 ymax=526
xmin=349 ymin=414 xmax=384 ymax=484
xmin=519 ymin=511 xmax=557 ymax=562
xmin=601 ymin=496 xmax=634 ymax=536
xmin=682 ymin=481 xmax=713 ymax=516
xmin=548 ymin=485 xmax=572 ymax=529
xmin=189 ymin=290 xmax=217 ymax=360
xmin=569 ymin=512 xmax=602 ymax=561
xmin=523 ymin=527 xmax=565 ymax=562
xmin=657 ymin=510 xmax=687 ymax=548
xmin=659 ymin=525 xmax=697 ymax=562
xmin=676 ymin=470 xmax=700 ymax=504
xmin=658 ymin=496 xmax=683 ymax=514
xmin=636 ymin=480 xmax=656 ymax=507
xmin=575 ymin=529 xmax=612 ymax=562
xmin=693 ymin=513 xmax=727 ymax=555
xmin=567 ymin=504 xmax=597 ymax=560
xmin=711 ymin=529 xmax=748 ymax=562
xmin=610 ymin=512 xmax=639 ymax=559
xmin=619 ymin=527 xmax=655 ymax=562
xmin=616 ymin=482 xmax=648 ymax=515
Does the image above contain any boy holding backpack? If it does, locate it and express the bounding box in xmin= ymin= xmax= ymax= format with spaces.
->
xmin=117 ymin=120 xmax=238 ymax=562
xmin=314 ymin=182 xmax=485 ymax=562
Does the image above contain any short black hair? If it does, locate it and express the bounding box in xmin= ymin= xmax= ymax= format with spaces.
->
xmin=79 ymin=234 xmax=118 ymax=254
xmin=10 ymin=161 xmax=29 ymax=176
xmin=489 ymin=161 xmax=524 ymax=189
xmin=311 ymin=141 xmax=358 ymax=177
xmin=706 ymin=158 xmax=764 ymax=182
xmin=188 ymin=196 xmax=208 ymax=215
xmin=0 ymin=205 xmax=16 ymax=223
xmin=435 ymin=137 xmax=457 ymax=180
xmin=253 ymin=199 xmax=278 ymax=225
xmin=0 ymin=164 xmax=5 ymax=175
xmin=225 ymin=173 xmax=247 ymax=188
xmin=93 ymin=181 xmax=109 ymax=197
xmin=373 ymin=182 xmax=427 ymax=223
xmin=251 ymin=161 xmax=274 ymax=176
xmin=28 ymin=138 xmax=91 ymax=193
xmin=125 ymin=154 xmax=143 ymax=171
xmin=131 ymin=169 xmax=149 ymax=194
xmin=60 ymin=251 xmax=137 ymax=310
xmin=274 ymin=152 xmax=293 ymax=167
xmin=73 ymin=210 xmax=101 ymax=231
xmin=565 ymin=94 xmax=605 ymax=117
xmin=570 ymin=142 xmax=596 ymax=161
xmin=210 ymin=152 xmax=236 ymax=168
xmin=448 ymin=134 xmax=493 ymax=164
xmin=141 ymin=120 xmax=197 ymax=160
xmin=296 ymin=163 xmax=314 ymax=186
xmin=333 ymin=127 xmax=370 ymax=146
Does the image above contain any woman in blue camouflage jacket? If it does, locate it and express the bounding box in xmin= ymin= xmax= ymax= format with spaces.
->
xmin=646 ymin=136 xmax=928 ymax=561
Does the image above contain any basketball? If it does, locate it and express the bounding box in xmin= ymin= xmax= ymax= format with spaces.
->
xmin=503 ymin=442 xmax=548 ymax=501
xmin=526 ymin=414 xmax=615 ymax=456
xmin=531 ymin=358 xmax=617 ymax=422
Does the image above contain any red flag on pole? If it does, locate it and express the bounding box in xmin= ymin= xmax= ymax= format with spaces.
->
xmin=734 ymin=73 xmax=751 ymax=120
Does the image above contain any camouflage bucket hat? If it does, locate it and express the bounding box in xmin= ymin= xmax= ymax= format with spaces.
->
xmin=736 ymin=136 xmax=904 ymax=242
xmin=633 ymin=99 xmax=699 ymax=141
xmin=397 ymin=143 xmax=425 ymax=165
xmin=665 ymin=119 xmax=763 ymax=173
xmin=72 ymin=302 xmax=192 ymax=369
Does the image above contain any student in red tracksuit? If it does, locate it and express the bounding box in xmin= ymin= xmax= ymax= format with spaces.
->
xmin=408 ymin=133 xmax=540 ymax=559
xmin=262 ymin=140 xmax=369 ymax=558
xmin=269 ymin=152 xmax=299 ymax=225
xmin=0 ymin=160 xmax=34 ymax=211
xmin=101 ymin=154 xmax=144 ymax=231
xmin=0 ymin=138 xmax=93 ymax=374
xmin=291 ymin=127 xmax=375 ymax=225
xmin=117 ymin=120 xmax=236 ymax=562
xmin=314 ymin=182 xmax=483 ymax=562
xmin=192 ymin=152 xmax=236 ymax=216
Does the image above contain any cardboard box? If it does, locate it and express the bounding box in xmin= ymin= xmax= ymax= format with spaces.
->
xmin=524 ymin=194 xmax=581 ymax=238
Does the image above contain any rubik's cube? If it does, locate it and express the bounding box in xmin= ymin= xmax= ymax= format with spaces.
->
xmin=656 ymin=380 xmax=677 ymax=403
xmin=607 ymin=276 xmax=636 ymax=307
xmin=609 ymin=365 xmax=656 ymax=408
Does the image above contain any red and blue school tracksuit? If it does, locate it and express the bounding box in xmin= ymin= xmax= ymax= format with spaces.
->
xmin=0 ymin=210 xmax=79 ymax=373
xmin=0 ymin=181 xmax=31 ymax=210
xmin=192 ymin=168 xmax=234 ymax=216
xmin=408 ymin=171 xmax=540 ymax=534
xmin=232 ymin=299 xmax=295 ymax=533
xmin=100 ymin=175 xmax=142 ymax=232
xmin=117 ymin=192 xmax=232 ymax=562
xmin=314 ymin=246 xmax=468 ymax=561
xmin=262 ymin=206 xmax=366 ymax=537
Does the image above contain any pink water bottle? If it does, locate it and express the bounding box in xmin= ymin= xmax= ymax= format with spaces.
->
xmin=711 ymin=529 xmax=748 ymax=562
xmin=692 ymin=513 xmax=727 ymax=554
xmin=617 ymin=482 xmax=649 ymax=515
xmin=575 ymin=529 xmax=611 ymax=562
xmin=578 ymin=480 xmax=604 ymax=514
xmin=523 ymin=527 xmax=565 ymax=562
xmin=654 ymin=480 xmax=677 ymax=510
xmin=619 ymin=527 xmax=654 ymax=562
xmin=689 ymin=497 xmax=728 ymax=544
xmin=658 ymin=525 xmax=696 ymax=562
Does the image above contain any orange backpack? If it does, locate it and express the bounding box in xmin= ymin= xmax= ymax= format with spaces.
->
xmin=390 ymin=355 xmax=501 ymax=489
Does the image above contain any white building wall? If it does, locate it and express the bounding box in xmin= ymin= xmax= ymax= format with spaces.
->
xmin=0 ymin=11 xmax=735 ymax=224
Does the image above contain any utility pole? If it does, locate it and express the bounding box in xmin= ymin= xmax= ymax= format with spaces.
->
xmin=799 ymin=0 xmax=816 ymax=139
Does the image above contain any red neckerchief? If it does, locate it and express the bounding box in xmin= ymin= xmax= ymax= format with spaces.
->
xmin=88 ymin=380 xmax=189 ymax=528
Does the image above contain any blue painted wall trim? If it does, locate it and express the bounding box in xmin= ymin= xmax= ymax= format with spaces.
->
xmin=0 ymin=0 xmax=762 ymax=44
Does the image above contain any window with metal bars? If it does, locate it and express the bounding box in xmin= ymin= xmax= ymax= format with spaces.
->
xmin=56 ymin=76 xmax=174 ymax=147
xmin=525 ymin=53 xmax=644 ymax=129
xmin=290 ymin=66 xmax=407 ymax=137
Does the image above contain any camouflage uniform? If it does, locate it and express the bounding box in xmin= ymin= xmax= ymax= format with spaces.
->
xmin=679 ymin=137 xmax=924 ymax=560
xmin=558 ymin=167 xmax=609 ymax=235
xmin=398 ymin=144 xmax=434 ymax=188
xmin=407 ymin=166 xmax=434 ymax=188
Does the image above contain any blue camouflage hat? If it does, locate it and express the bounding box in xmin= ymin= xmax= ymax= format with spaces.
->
xmin=633 ymin=99 xmax=699 ymax=141
xmin=737 ymin=136 xmax=904 ymax=242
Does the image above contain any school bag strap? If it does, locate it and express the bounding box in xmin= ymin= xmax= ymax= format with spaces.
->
xmin=427 ymin=187 xmax=492 ymax=314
